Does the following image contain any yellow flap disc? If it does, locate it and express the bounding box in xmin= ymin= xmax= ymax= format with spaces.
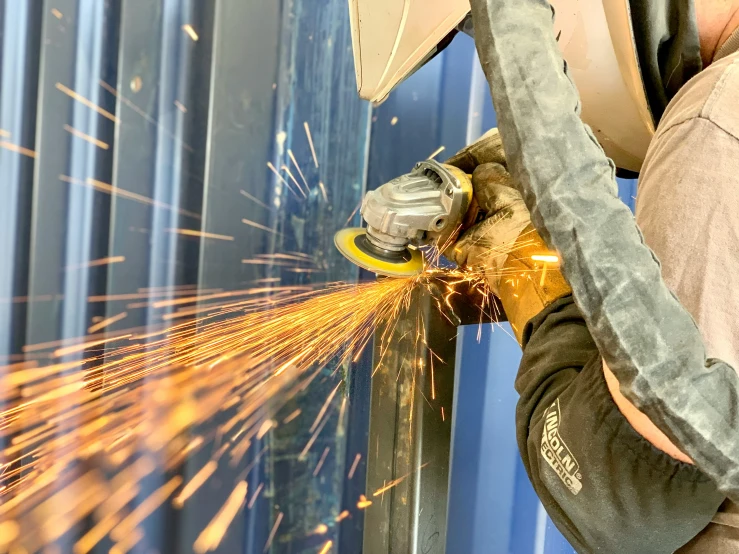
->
xmin=334 ymin=228 xmax=424 ymax=277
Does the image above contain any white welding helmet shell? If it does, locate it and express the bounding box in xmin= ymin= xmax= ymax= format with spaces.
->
xmin=349 ymin=0 xmax=656 ymax=173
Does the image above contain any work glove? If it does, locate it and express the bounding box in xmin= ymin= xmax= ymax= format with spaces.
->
xmin=445 ymin=129 xmax=572 ymax=343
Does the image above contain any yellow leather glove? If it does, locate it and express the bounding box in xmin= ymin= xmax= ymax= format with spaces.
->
xmin=446 ymin=129 xmax=572 ymax=344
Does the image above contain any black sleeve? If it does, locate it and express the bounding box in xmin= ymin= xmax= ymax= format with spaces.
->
xmin=515 ymin=295 xmax=724 ymax=554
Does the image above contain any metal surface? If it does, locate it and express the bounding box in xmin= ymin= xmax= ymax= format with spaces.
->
xmin=364 ymin=278 xmax=498 ymax=554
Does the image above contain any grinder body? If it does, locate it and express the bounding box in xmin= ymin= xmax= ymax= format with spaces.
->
xmin=335 ymin=159 xmax=477 ymax=277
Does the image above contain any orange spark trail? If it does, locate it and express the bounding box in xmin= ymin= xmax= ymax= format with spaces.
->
xmin=87 ymin=311 xmax=127 ymax=334
xmin=287 ymin=149 xmax=310 ymax=191
xmin=0 ymin=141 xmax=36 ymax=158
xmin=173 ymin=461 xmax=218 ymax=509
xmin=318 ymin=540 xmax=333 ymax=554
xmin=56 ymin=82 xmax=118 ymax=122
xmin=318 ymin=181 xmax=329 ymax=203
xmin=60 ymin=175 xmax=201 ymax=219
xmin=240 ymin=189 xmax=271 ymax=210
xmin=182 ymin=24 xmax=199 ymax=41
xmin=313 ymin=446 xmax=331 ymax=476
xmin=66 ymin=256 xmax=126 ymax=270
xmin=347 ymin=453 xmax=361 ymax=480
xmin=242 ymin=218 xmax=281 ymax=235
xmin=165 ymin=228 xmax=234 ymax=241
xmin=193 ymin=481 xmax=248 ymax=554
xmin=63 ymin=124 xmax=109 ymax=149
xmin=427 ymin=145 xmax=445 ymax=159
xmin=263 ymin=512 xmax=283 ymax=553
xmin=281 ymin=164 xmax=308 ymax=197
xmin=247 ymin=482 xmax=264 ymax=509
xmin=304 ymin=122 xmax=319 ymax=168
xmin=267 ymin=161 xmax=300 ymax=198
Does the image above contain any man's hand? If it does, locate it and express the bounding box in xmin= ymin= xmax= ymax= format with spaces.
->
xmin=445 ymin=129 xmax=571 ymax=344
xmin=445 ymin=162 xmax=531 ymax=295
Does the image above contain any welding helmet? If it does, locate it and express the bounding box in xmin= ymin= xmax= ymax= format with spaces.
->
xmin=348 ymin=0 xmax=655 ymax=173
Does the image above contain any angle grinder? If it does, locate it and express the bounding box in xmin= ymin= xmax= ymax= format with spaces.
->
xmin=334 ymin=159 xmax=481 ymax=277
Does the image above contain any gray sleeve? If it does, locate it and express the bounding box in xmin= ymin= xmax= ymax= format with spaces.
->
xmin=468 ymin=0 xmax=739 ymax=500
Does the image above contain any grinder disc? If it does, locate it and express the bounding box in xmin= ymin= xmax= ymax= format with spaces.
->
xmin=334 ymin=228 xmax=424 ymax=277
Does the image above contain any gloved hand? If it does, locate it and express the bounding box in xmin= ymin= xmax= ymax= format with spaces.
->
xmin=445 ymin=162 xmax=531 ymax=296
xmin=445 ymin=129 xmax=571 ymax=343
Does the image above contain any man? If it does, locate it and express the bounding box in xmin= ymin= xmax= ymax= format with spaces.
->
xmin=444 ymin=0 xmax=739 ymax=551
xmin=349 ymin=0 xmax=739 ymax=550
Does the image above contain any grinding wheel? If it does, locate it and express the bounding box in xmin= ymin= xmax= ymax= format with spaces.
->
xmin=334 ymin=228 xmax=424 ymax=277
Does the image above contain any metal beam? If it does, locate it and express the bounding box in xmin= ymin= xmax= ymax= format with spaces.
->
xmin=364 ymin=277 xmax=499 ymax=554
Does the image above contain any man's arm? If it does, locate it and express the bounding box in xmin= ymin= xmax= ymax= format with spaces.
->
xmin=468 ymin=0 xmax=739 ymax=497
xmin=516 ymin=295 xmax=723 ymax=553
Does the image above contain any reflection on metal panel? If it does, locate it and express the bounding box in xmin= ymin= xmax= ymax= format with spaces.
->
xmin=0 ymin=1 xmax=371 ymax=552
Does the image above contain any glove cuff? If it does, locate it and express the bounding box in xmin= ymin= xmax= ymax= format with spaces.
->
xmin=497 ymin=224 xmax=572 ymax=344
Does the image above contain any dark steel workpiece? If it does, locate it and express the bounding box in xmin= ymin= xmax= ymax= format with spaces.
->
xmin=364 ymin=277 xmax=500 ymax=553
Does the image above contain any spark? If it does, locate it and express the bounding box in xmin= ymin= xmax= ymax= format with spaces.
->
xmin=441 ymin=406 xmax=445 ymax=421
xmin=256 ymin=419 xmax=275 ymax=439
xmin=56 ymin=82 xmax=118 ymax=122
xmin=51 ymin=8 xmax=63 ymax=18
xmin=247 ymin=482 xmax=264 ymax=509
xmin=357 ymin=495 xmax=373 ymax=509
xmin=174 ymin=100 xmax=188 ymax=113
xmin=531 ymin=254 xmax=559 ymax=263
xmin=0 ymin=248 xmax=497 ymax=551
xmin=343 ymin=200 xmax=362 ymax=227
xmin=266 ymin=161 xmax=300 ymax=198
xmin=63 ymin=124 xmax=109 ymax=149
xmin=173 ymin=461 xmax=218 ymax=509
xmin=318 ymin=540 xmax=333 ymax=554
xmin=427 ymin=145 xmax=446 ymax=160
xmin=287 ymin=149 xmax=311 ymax=192
xmin=182 ymin=24 xmax=199 ymax=42
xmin=263 ymin=512 xmax=283 ymax=553
xmin=318 ymin=181 xmax=329 ymax=203
xmin=87 ymin=311 xmax=127 ymax=334
xmin=335 ymin=510 xmax=350 ymax=522
xmin=193 ymin=481 xmax=247 ymax=554
xmin=281 ymin=164 xmax=308 ymax=197
xmin=60 ymin=175 xmax=201 ymax=219
xmin=110 ymin=476 xmax=182 ymax=542
xmin=165 ymin=228 xmax=234 ymax=241
xmin=314 ymin=523 xmax=329 ymax=535
xmin=53 ymin=334 xmax=131 ymax=357
xmin=240 ymin=189 xmax=271 ymax=210
xmin=304 ymin=121 xmax=319 ymax=168
xmin=313 ymin=446 xmax=330 ymax=476
xmin=347 ymin=453 xmax=362 ymax=479
xmin=282 ymin=409 xmax=301 ymax=424
xmin=242 ymin=218 xmax=281 ymax=236
xmin=98 ymin=80 xmax=193 ymax=152
xmin=0 ymin=141 xmax=36 ymax=158
xmin=66 ymin=256 xmax=125 ymax=270
xmin=390 ymin=116 xmax=398 ymax=125
xmin=310 ymin=381 xmax=341 ymax=433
